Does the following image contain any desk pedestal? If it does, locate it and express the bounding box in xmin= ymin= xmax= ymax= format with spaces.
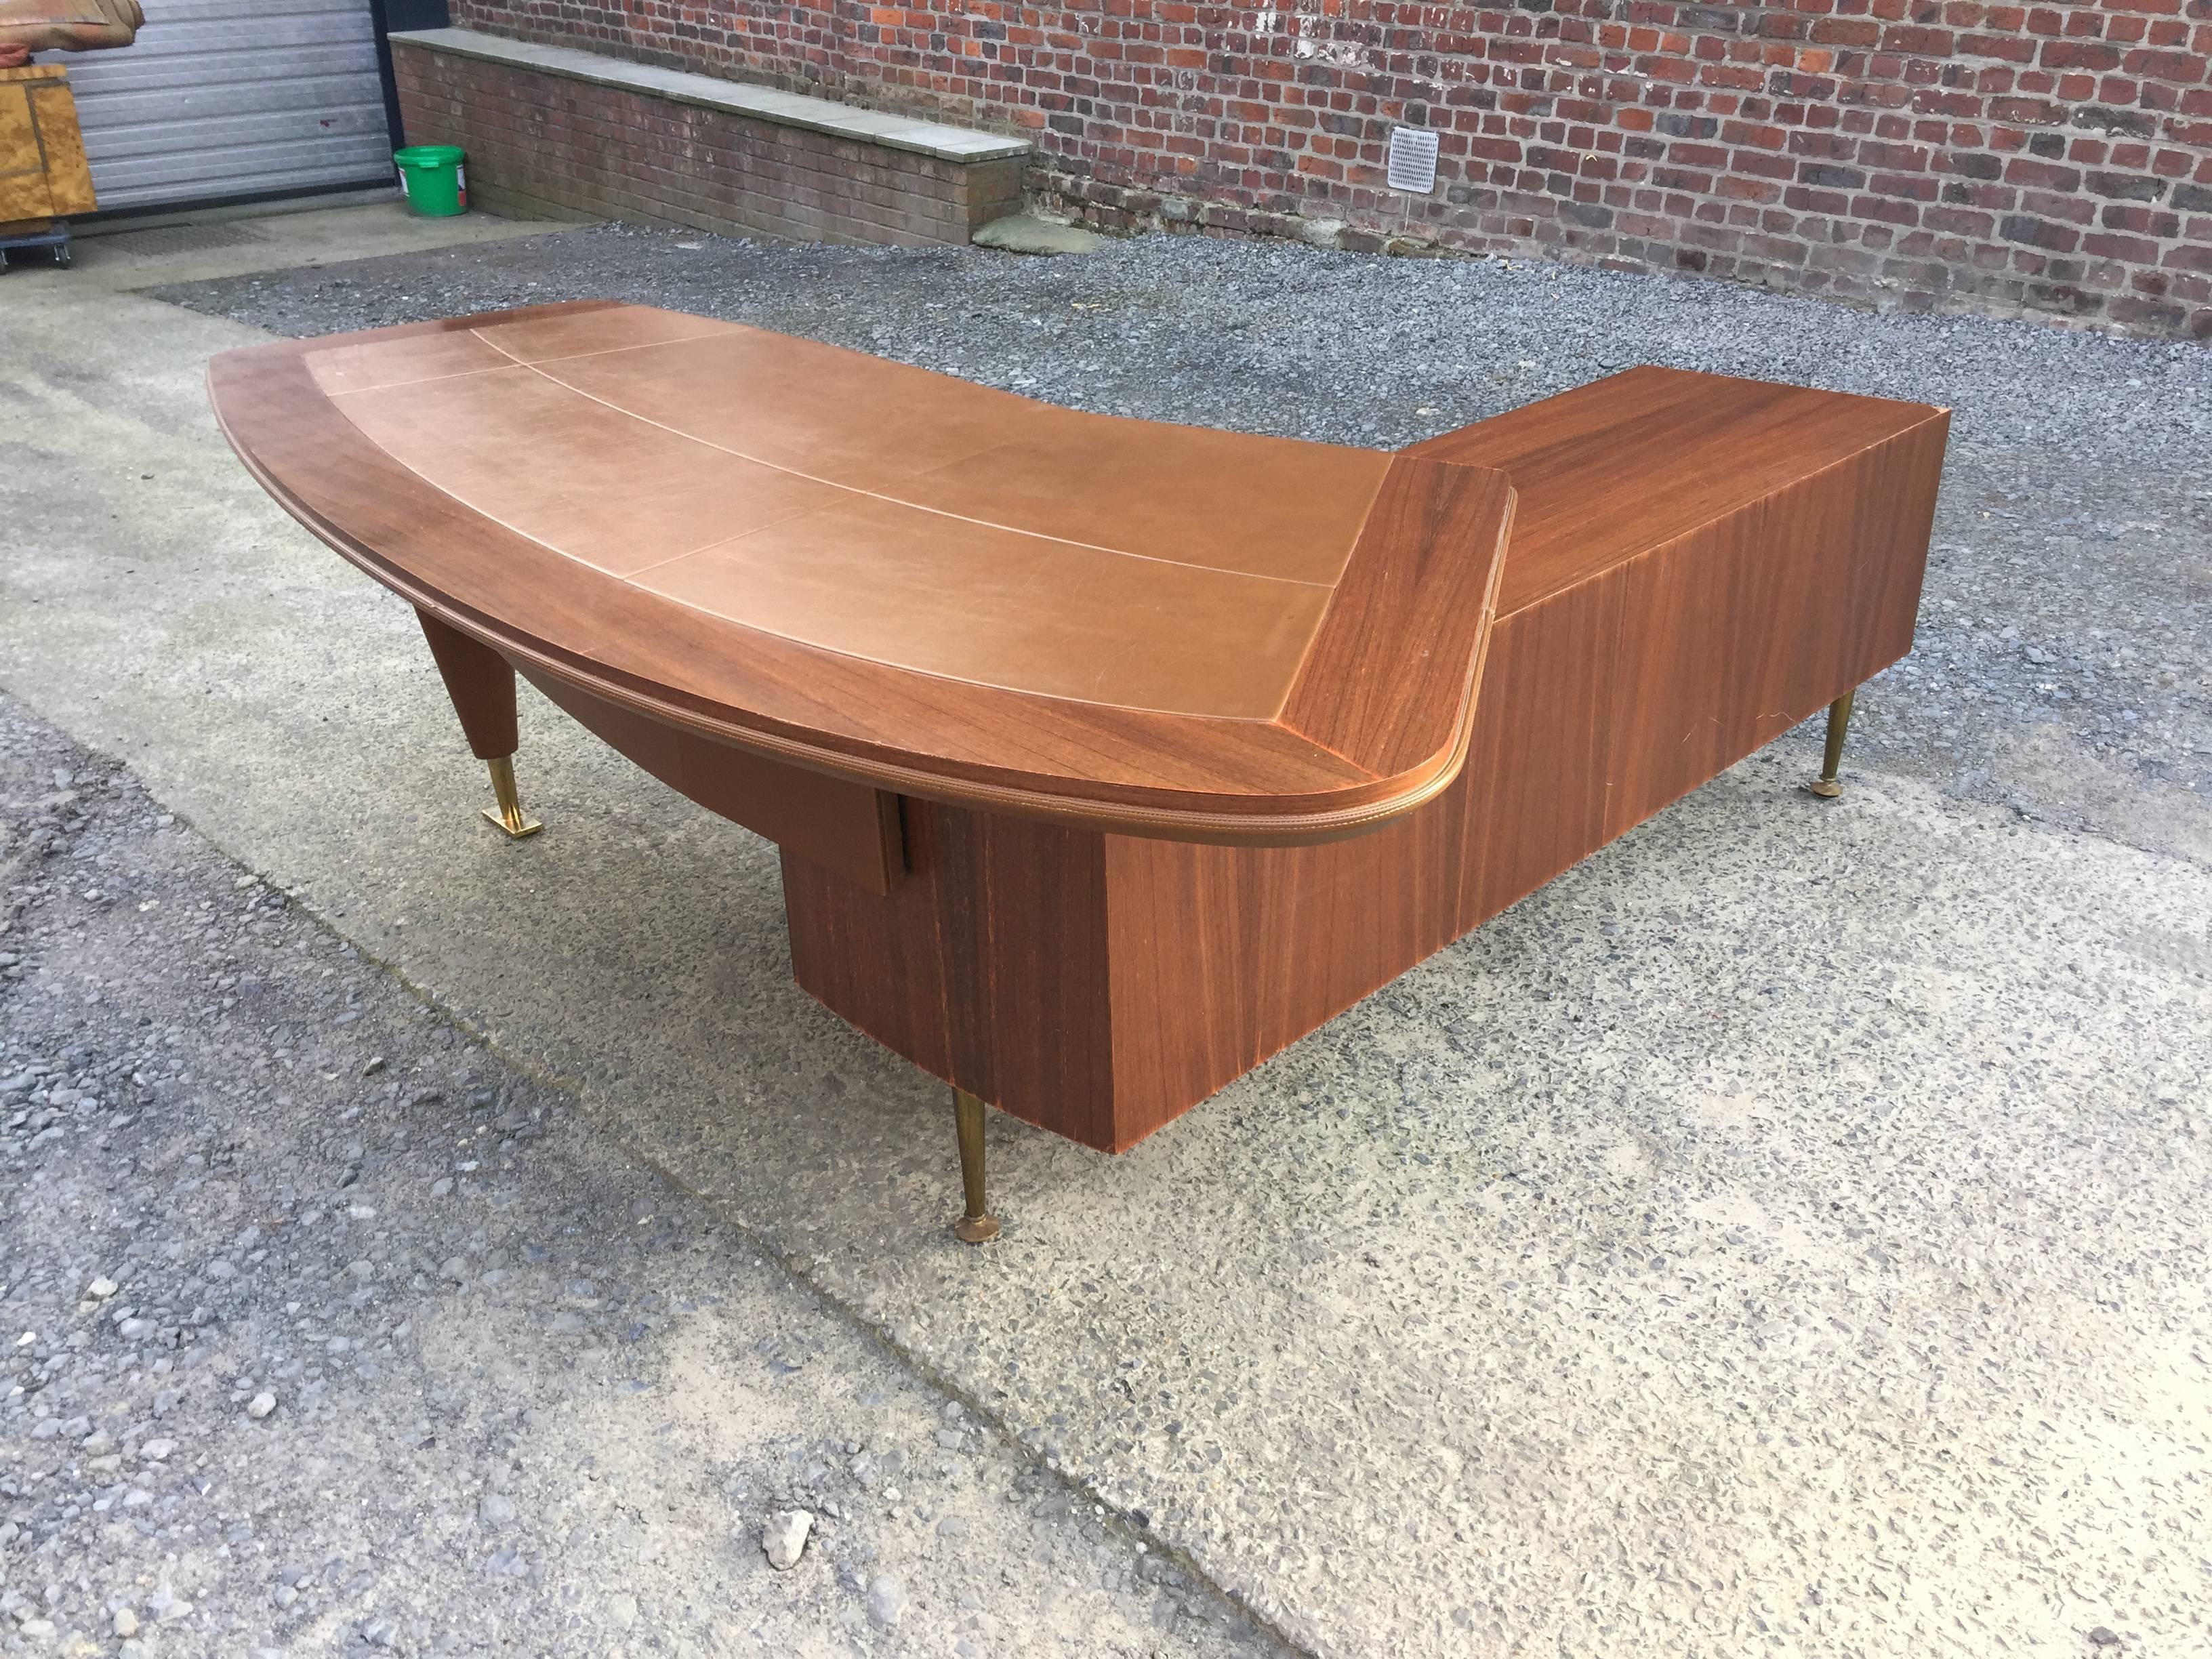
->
xmin=784 ymin=410 xmax=1943 ymax=1151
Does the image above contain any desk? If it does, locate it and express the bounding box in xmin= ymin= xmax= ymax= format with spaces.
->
xmin=211 ymin=301 xmax=1948 ymax=1239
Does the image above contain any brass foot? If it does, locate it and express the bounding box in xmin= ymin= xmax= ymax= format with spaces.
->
xmin=480 ymin=754 xmax=544 ymax=838
xmin=1806 ymin=689 xmax=1855 ymax=800
xmin=952 ymin=1088 xmax=1001 ymax=1245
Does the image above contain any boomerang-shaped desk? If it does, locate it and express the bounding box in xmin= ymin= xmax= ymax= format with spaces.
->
xmin=211 ymin=301 xmax=1948 ymax=1240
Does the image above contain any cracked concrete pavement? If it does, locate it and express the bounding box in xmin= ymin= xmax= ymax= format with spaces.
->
xmin=3 ymin=204 xmax=2209 ymax=1657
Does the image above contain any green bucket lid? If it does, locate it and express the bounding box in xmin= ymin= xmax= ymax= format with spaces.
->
xmin=394 ymin=145 xmax=465 ymax=167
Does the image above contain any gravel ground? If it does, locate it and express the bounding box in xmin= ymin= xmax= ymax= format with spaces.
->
xmin=5 ymin=219 xmax=2204 ymax=1658
xmin=150 ymin=223 xmax=2212 ymax=863
xmin=0 ymin=691 xmax=1288 ymax=1658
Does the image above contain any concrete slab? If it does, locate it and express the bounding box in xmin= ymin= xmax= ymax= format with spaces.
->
xmin=3 ymin=221 xmax=2209 ymax=1658
xmin=972 ymin=214 xmax=1103 ymax=255
xmin=20 ymin=199 xmax=566 ymax=292
xmin=391 ymin=28 xmax=1033 ymax=163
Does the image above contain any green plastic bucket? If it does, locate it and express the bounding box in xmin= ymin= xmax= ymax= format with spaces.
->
xmin=394 ymin=145 xmax=467 ymax=217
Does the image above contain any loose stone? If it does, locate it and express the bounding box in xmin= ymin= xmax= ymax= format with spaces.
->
xmin=866 ymin=1574 xmax=907 ymax=1628
xmin=762 ymin=1509 xmax=813 ymax=1571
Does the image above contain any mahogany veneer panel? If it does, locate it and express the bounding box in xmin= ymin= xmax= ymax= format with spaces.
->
xmin=211 ymin=301 xmax=1511 ymax=843
xmin=784 ymin=803 xmax=1117 ymax=1147
xmin=1279 ymin=457 xmax=1513 ymax=780
xmin=1088 ymin=401 xmax=1949 ymax=1143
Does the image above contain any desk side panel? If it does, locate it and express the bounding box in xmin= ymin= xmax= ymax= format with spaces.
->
xmin=1599 ymin=416 xmax=1945 ymax=836
xmin=1100 ymin=566 xmax=1629 ymax=1144
xmin=783 ymin=800 xmax=1118 ymax=1149
xmin=782 ymin=578 xmax=1631 ymax=1153
xmin=783 ymin=415 xmax=1947 ymax=1150
xmin=1103 ymin=415 xmax=1947 ymax=1143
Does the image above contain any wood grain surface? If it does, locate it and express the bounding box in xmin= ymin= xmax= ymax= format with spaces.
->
xmin=0 ymin=67 xmax=92 ymax=222
xmin=210 ymin=302 xmax=1515 ymax=844
xmin=782 ymin=802 xmax=1118 ymax=1145
xmin=1279 ymin=458 xmax=1513 ymax=786
xmin=27 ymin=77 xmax=92 ymax=216
xmin=789 ymin=369 xmax=1950 ymax=1149
xmin=522 ymin=668 xmax=905 ymax=896
xmin=417 ymin=611 xmax=519 ymax=762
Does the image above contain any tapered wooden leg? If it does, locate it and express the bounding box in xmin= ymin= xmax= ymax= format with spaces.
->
xmin=1807 ymin=689 xmax=1856 ymax=799
xmin=952 ymin=1089 xmax=1000 ymax=1244
xmin=417 ymin=611 xmax=541 ymax=837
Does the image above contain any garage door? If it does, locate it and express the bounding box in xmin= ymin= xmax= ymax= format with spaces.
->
xmin=56 ymin=0 xmax=392 ymax=211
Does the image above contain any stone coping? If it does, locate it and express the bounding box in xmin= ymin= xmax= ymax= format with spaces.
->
xmin=388 ymin=28 xmax=1033 ymax=165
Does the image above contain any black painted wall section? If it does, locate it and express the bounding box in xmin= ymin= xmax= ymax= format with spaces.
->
xmin=371 ymin=0 xmax=453 ymax=149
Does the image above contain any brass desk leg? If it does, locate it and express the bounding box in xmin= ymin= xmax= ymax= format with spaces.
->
xmin=1806 ymin=690 xmax=1856 ymax=800
xmin=482 ymin=755 xmax=544 ymax=839
xmin=953 ymin=1089 xmax=1001 ymax=1244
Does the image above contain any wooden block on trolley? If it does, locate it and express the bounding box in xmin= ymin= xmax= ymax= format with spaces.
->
xmin=0 ymin=64 xmax=96 ymax=222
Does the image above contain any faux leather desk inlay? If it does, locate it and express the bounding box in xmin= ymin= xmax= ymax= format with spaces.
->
xmin=310 ymin=310 xmax=1391 ymax=719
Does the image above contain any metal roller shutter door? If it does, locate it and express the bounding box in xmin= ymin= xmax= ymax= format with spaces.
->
xmin=57 ymin=0 xmax=391 ymax=211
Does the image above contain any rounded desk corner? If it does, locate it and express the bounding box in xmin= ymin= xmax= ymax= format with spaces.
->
xmin=208 ymin=302 xmax=1519 ymax=848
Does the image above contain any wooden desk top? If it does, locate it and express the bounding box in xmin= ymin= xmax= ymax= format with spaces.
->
xmin=1410 ymin=365 xmax=1950 ymax=618
xmin=211 ymin=301 xmax=1515 ymax=844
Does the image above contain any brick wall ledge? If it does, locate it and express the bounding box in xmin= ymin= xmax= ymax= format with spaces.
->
xmin=390 ymin=30 xmax=1028 ymax=246
xmin=388 ymin=28 xmax=1031 ymax=166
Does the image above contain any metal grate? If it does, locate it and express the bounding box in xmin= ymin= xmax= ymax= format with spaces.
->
xmin=98 ymin=221 xmax=270 ymax=258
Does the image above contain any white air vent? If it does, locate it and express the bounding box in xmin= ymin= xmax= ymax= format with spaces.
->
xmin=1387 ymin=127 xmax=1440 ymax=194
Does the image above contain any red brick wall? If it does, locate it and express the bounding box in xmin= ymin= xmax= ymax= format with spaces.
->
xmin=393 ymin=43 xmax=1025 ymax=245
xmin=447 ymin=0 xmax=2212 ymax=340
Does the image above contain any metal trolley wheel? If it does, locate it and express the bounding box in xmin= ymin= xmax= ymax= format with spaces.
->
xmin=0 ymin=222 xmax=75 ymax=270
